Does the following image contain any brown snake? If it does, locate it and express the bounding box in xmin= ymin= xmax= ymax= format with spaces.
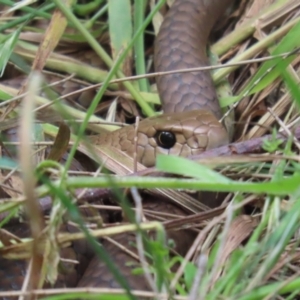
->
xmin=0 ymin=0 xmax=233 ymax=296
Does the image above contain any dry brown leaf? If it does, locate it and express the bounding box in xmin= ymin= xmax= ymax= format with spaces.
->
xmin=47 ymin=122 xmax=71 ymax=162
xmin=0 ymin=173 xmax=23 ymax=199
xmin=211 ymin=215 xmax=258 ymax=283
xmin=238 ymin=0 xmax=275 ymax=28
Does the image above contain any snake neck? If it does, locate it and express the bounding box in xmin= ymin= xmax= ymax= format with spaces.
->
xmin=154 ymin=0 xmax=234 ymax=118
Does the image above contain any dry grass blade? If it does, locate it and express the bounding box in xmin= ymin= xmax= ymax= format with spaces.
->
xmin=31 ymin=6 xmax=68 ymax=72
xmin=210 ymin=215 xmax=258 ymax=285
xmin=18 ymin=72 xmax=45 ymax=292
xmin=0 ymin=228 xmax=22 ymax=247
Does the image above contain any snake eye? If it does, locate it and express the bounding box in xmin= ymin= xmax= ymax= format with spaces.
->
xmin=156 ymin=131 xmax=176 ymax=149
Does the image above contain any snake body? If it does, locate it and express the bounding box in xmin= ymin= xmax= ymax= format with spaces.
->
xmin=0 ymin=0 xmax=233 ymax=295
xmin=92 ymin=0 xmax=231 ymax=167
xmin=78 ymin=0 xmax=233 ymax=289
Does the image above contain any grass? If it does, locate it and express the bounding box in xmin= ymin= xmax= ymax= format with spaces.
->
xmin=0 ymin=0 xmax=300 ymax=299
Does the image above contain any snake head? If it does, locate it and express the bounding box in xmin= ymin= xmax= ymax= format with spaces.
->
xmin=95 ymin=110 xmax=229 ymax=168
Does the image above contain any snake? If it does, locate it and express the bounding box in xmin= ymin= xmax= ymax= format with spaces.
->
xmin=0 ymin=0 xmax=233 ymax=296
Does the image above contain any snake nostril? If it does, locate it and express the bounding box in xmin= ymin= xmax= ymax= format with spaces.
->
xmin=155 ymin=131 xmax=176 ymax=149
